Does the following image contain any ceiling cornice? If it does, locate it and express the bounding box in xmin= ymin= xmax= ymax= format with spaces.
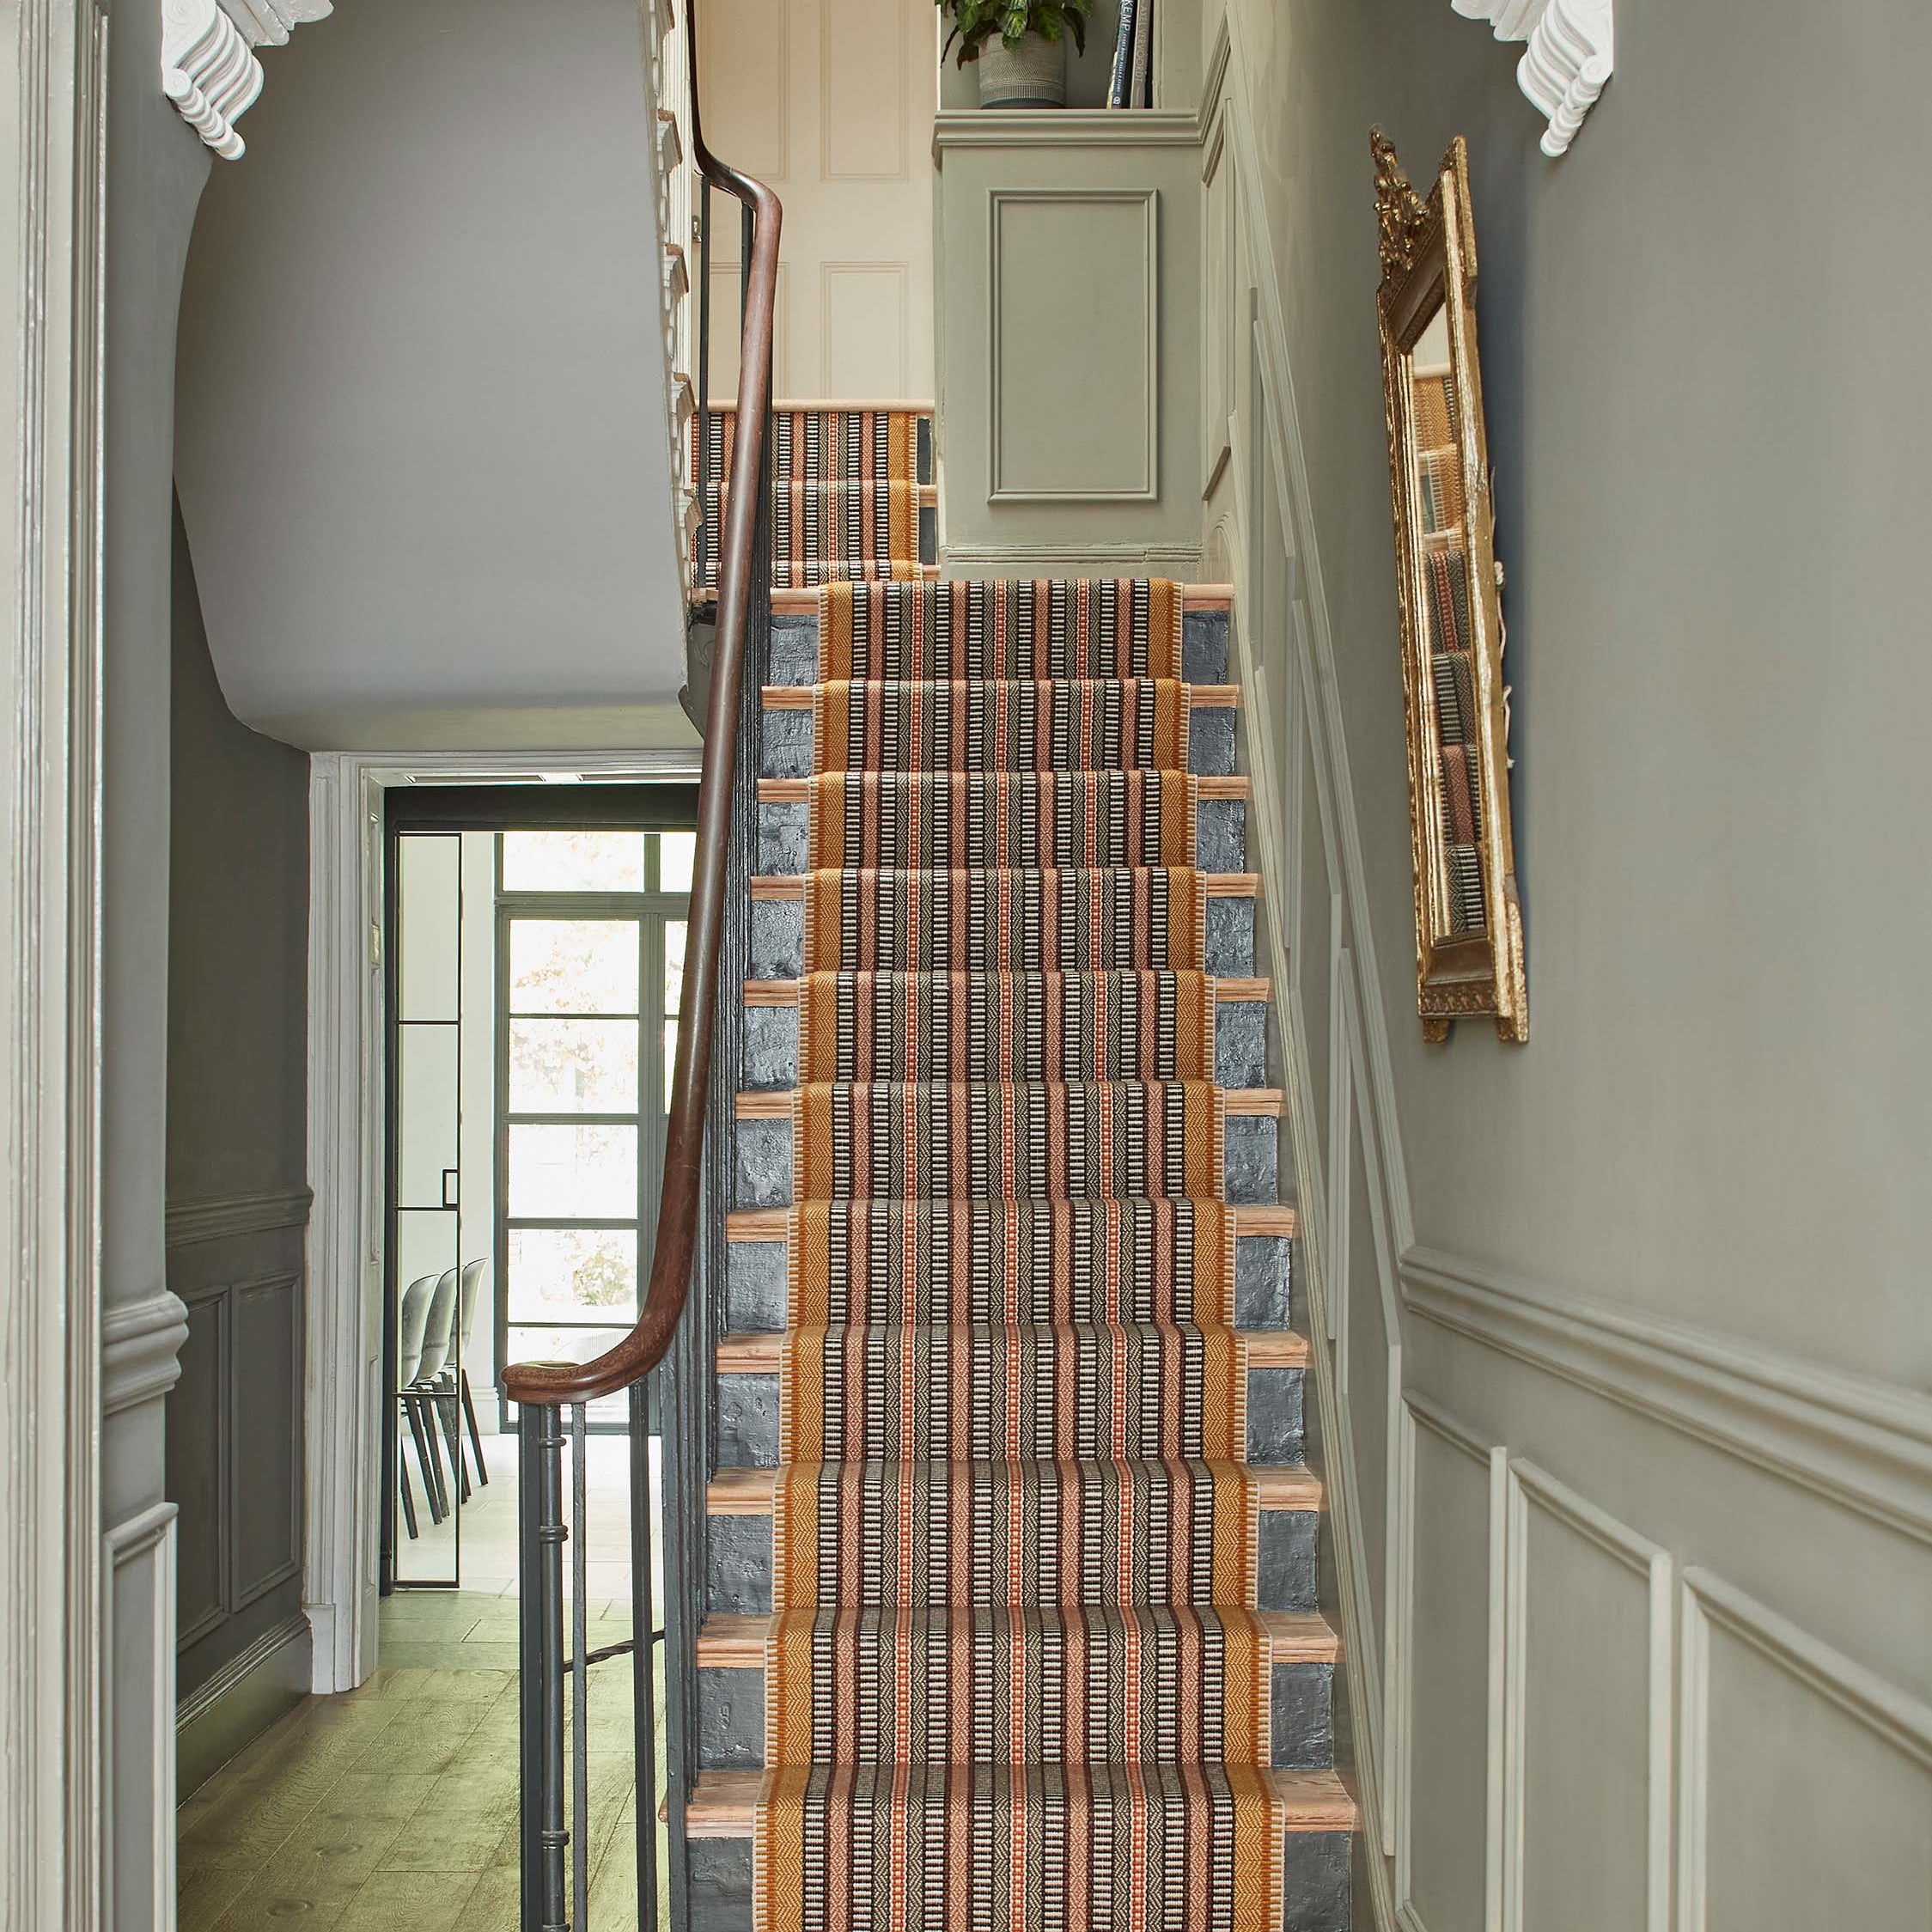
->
xmin=162 ymin=0 xmax=332 ymax=160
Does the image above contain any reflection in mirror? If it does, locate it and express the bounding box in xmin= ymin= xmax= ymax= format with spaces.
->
xmin=1374 ymin=130 xmax=1527 ymax=1041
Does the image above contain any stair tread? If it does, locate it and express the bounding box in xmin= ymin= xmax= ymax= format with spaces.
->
xmin=771 ymin=582 xmax=1234 ymax=617
xmin=751 ymin=869 xmax=1262 ymax=899
xmin=697 ymin=1607 xmax=1340 ymax=1669
xmin=737 ymin=1083 xmax=1284 ymax=1118
xmin=759 ymin=774 xmax=1250 ymax=804
xmin=682 ymin=1764 xmax=1355 ymax=1835
xmin=725 ymin=1202 xmax=1299 ymax=1241
xmin=747 ymin=972 xmax=1271 ymax=1004
xmin=762 ymin=679 xmax=1241 ymax=709
xmin=716 ymin=1326 xmax=1310 ymax=1373
xmin=707 ymin=1461 xmax=1323 ymax=1514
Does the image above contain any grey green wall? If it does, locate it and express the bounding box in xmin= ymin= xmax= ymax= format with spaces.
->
xmin=165 ymin=500 xmax=313 ymax=1793
xmin=1192 ymin=0 xmax=1932 ymax=1923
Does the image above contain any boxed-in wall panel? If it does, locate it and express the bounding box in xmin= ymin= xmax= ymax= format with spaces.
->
xmin=1688 ymin=1578 xmax=1930 ymax=1932
xmin=1508 ymin=1464 xmax=1669 ymax=1932
xmin=1344 ymin=1043 xmax=1393 ymax=1644
xmin=1401 ymin=1407 xmax=1496 ymax=1932
xmin=990 ymin=190 xmax=1157 ymax=502
xmin=230 ymin=1274 xmax=302 ymax=1606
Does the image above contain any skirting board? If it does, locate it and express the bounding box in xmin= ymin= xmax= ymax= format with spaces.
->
xmin=176 ymin=1612 xmax=312 ymax=1798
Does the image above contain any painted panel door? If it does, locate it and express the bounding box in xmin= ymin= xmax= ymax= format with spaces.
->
xmin=698 ymin=0 xmax=936 ymax=399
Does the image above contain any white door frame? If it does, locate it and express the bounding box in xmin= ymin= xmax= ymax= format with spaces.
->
xmin=302 ymin=747 xmax=701 ymax=1692
xmin=1 ymin=2 xmax=112 ymax=1922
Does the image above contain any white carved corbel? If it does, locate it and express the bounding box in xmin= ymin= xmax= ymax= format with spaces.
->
xmin=1451 ymin=0 xmax=1612 ymax=157
xmin=162 ymin=0 xmax=332 ymax=159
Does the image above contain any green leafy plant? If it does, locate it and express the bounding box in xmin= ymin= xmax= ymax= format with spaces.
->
xmin=936 ymin=0 xmax=1092 ymax=66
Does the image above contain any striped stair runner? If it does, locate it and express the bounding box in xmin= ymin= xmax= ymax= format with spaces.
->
xmin=740 ymin=579 xmax=1303 ymax=1931
xmin=692 ymin=404 xmax=938 ymax=594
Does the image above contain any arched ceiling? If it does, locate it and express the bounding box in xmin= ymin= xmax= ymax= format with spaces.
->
xmin=174 ymin=0 xmax=695 ymax=752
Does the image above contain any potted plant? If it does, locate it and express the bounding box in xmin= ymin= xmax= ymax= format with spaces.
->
xmin=937 ymin=0 xmax=1092 ymax=109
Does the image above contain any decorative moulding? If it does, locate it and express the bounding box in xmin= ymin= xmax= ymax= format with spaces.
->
xmin=102 ymin=1289 xmax=192 ymax=1417
xmin=162 ymin=0 xmax=332 ymax=160
xmin=1452 ymin=0 xmax=1612 ymax=157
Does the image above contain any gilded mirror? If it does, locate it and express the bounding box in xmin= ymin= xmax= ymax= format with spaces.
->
xmin=1373 ymin=130 xmax=1527 ymax=1042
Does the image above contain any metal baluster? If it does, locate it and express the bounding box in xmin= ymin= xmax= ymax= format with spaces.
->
xmin=570 ymin=1404 xmax=590 ymax=1929
xmin=630 ymin=1376 xmax=659 ymax=1926
xmin=519 ymin=1404 xmax=570 ymax=1931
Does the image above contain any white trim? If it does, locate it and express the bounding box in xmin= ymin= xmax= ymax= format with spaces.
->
xmin=1450 ymin=0 xmax=1613 ymax=156
xmin=1401 ymin=1245 xmax=1932 ymax=1545
xmin=101 ymin=1292 xmax=192 ymax=1418
xmin=101 ymin=1505 xmax=176 ymax=1932
xmin=1 ymin=3 xmax=111 ymax=1924
xmin=303 ymin=746 xmax=702 ymax=1693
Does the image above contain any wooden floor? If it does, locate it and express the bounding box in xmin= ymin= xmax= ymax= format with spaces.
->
xmin=177 ymin=1435 xmax=657 ymax=1930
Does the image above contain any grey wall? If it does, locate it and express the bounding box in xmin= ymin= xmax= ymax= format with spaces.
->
xmin=174 ymin=0 xmax=692 ymax=753
xmin=100 ymin=0 xmax=214 ymax=1911
xmin=1193 ymin=0 xmax=1932 ymax=1923
xmin=164 ymin=499 xmax=312 ymax=1782
xmin=1228 ymin=0 xmax=1932 ymax=1387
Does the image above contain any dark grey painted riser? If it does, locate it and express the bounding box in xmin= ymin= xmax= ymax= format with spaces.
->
xmin=718 ymin=1365 xmax=1303 ymax=1472
xmin=761 ymin=705 xmax=1239 ymax=779
xmin=744 ymin=996 xmax=1269 ymax=1092
xmin=758 ymin=797 xmax=1247 ymax=877
xmin=687 ymin=1830 xmax=1350 ymax=1932
xmin=697 ymin=1659 xmax=1332 ymax=1776
xmin=767 ymin=607 xmax=1232 ymax=690
xmin=726 ymin=1231 xmax=1293 ymax=1336
xmin=705 ymin=1508 xmax=1319 ymax=1622
xmin=736 ymin=1114 xmax=1280 ymax=1211
xmin=752 ymin=892 xmax=1259 ymax=981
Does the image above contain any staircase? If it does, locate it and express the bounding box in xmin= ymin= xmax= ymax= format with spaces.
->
xmin=682 ymin=579 xmax=1356 ymax=1930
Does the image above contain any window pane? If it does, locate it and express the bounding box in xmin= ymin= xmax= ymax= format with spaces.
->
xmin=509 ymin=1124 xmax=638 ymax=1218
xmin=502 ymin=830 xmax=645 ymax=893
xmin=509 ymin=919 xmax=638 ymax=1015
xmin=509 ymin=1019 xmax=639 ymax=1113
xmin=658 ymin=832 xmax=696 ymax=894
xmin=665 ymin=918 xmax=687 ymax=1018
xmin=662 ymin=1018 xmax=679 ymax=1113
xmin=507 ymin=1228 xmax=637 ymax=1322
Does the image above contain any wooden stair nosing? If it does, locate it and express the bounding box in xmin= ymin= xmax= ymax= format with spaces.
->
xmin=760 ymin=681 xmax=1241 ymax=710
xmin=706 ymin=1462 xmax=1323 ymax=1515
xmin=724 ymin=1203 xmax=1300 ymax=1243
xmin=695 ymin=1607 xmax=1339 ymax=1671
xmin=680 ymin=1764 xmax=1354 ymax=1836
xmin=736 ymin=1087 xmax=1283 ymax=1119
xmin=744 ymin=974 xmax=1272 ymax=1006
xmin=758 ymin=775 xmax=1250 ymax=806
xmin=750 ymin=870 xmax=1264 ymax=901
xmin=716 ymin=1327 xmax=1309 ymax=1374
xmin=769 ymin=582 xmax=1234 ymax=618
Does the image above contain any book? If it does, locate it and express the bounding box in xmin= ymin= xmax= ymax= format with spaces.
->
xmin=1108 ymin=0 xmax=1137 ymax=107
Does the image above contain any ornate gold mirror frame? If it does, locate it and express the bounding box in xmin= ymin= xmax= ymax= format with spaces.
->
xmin=1373 ymin=130 xmax=1527 ymax=1043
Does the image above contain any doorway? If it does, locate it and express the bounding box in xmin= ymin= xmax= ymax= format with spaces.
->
xmin=381 ymin=787 xmax=698 ymax=1605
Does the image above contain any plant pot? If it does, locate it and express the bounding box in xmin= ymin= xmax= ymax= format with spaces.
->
xmin=977 ymin=31 xmax=1066 ymax=108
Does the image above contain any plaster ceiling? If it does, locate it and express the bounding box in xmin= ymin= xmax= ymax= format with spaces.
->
xmin=174 ymin=0 xmax=695 ymax=752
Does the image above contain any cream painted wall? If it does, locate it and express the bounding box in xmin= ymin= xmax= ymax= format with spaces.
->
xmin=1195 ymin=1 xmax=1932 ymax=1926
xmin=699 ymin=0 xmax=936 ymax=399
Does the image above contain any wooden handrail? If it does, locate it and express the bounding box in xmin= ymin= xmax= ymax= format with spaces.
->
xmin=502 ymin=1 xmax=779 ymax=1409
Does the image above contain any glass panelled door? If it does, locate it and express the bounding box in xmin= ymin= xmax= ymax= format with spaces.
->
xmin=497 ymin=831 xmax=692 ymax=1428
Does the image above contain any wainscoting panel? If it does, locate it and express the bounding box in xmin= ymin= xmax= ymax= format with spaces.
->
xmin=989 ymin=189 xmax=1158 ymax=502
xmin=1503 ymin=1460 xmax=1673 ymax=1932
xmin=165 ymin=1204 xmax=309 ymax=1750
xmin=1679 ymin=1568 xmax=1932 ymax=1932
xmin=230 ymin=1273 xmax=303 ymax=1606
xmin=821 ymin=259 xmax=908 ymax=397
xmin=1395 ymin=1400 xmax=1502 ymax=1932
xmin=696 ymin=0 xmax=789 ymax=180
xmin=821 ymin=0 xmax=907 ymax=180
